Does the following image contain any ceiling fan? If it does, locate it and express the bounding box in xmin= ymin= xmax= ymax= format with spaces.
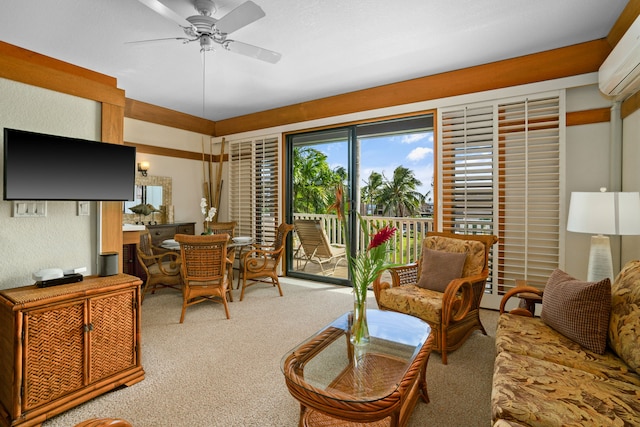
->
xmin=134 ymin=0 xmax=281 ymax=63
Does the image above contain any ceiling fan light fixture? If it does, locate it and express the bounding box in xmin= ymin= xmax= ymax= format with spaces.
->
xmin=200 ymin=35 xmax=215 ymax=52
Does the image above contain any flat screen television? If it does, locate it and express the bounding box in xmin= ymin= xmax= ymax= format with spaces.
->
xmin=3 ymin=128 xmax=136 ymax=201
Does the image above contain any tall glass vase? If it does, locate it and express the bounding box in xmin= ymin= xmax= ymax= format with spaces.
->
xmin=350 ymin=295 xmax=370 ymax=347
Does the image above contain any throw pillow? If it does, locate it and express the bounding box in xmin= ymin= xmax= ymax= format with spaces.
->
xmin=540 ymin=269 xmax=611 ymax=354
xmin=416 ymin=249 xmax=467 ymax=292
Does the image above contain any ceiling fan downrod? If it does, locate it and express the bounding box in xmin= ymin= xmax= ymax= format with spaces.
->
xmin=194 ymin=0 xmax=216 ymax=16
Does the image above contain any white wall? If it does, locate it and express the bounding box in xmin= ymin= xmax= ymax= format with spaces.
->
xmin=124 ymin=118 xmax=222 ymax=234
xmin=622 ymin=106 xmax=640 ymax=266
xmin=564 ymin=85 xmax=618 ymax=279
xmin=0 ymin=78 xmax=101 ymax=289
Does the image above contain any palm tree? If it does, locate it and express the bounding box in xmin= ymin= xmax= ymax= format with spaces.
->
xmin=361 ymin=171 xmax=384 ymax=215
xmin=378 ymin=166 xmax=424 ymax=217
xmin=293 ymin=147 xmax=341 ymax=214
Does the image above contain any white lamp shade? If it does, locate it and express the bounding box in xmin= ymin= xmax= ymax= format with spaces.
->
xmin=567 ymin=191 xmax=640 ymax=236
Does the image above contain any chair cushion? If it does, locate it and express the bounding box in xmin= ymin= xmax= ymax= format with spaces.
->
xmin=377 ymin=284 xmax=443 ymax=325
xmin=423 ymin=236 xmax=486 ymax=277
xmin=148 ymin=260 xmax=180 ymax=275
xmin=416 ymin=248 xmax=466 ymax=292
xmin=609 ymin=260 xmax=640 ymax=374
xmin=540 ymin=269 xmax=611 ymax=354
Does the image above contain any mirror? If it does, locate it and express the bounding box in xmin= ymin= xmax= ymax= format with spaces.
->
xmin=123 ymin=175 xmax=172 ymax=224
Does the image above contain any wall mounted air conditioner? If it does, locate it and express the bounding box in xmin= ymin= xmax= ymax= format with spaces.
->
xmin=599 ymin=16 xmax=640 ymax=99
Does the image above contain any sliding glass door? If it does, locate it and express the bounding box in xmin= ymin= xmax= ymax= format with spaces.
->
xmin=286 ymin=114 xmax=435 ymax=285
xmin=287 ymin=127 xmax=353 ymax=285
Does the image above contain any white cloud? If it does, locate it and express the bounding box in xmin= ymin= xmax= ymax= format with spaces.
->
xmin=407 ymin=146 xmax=433 ymax=162
xmin=400 ymin=132 xmax=433 ymax=144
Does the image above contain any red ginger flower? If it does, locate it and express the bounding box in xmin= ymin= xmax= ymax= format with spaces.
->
xmin=327 ymin=184 xmax=345 ymax=221
xmin=368 ymin=225 xmax=397 ymax=250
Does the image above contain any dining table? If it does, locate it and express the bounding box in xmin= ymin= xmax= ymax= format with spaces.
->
xmin=161 ymin=236 xmax=255 ymax=289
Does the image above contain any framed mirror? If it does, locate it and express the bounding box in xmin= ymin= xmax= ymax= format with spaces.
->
xmin=123 ymin=175 xmax=172 ymax=224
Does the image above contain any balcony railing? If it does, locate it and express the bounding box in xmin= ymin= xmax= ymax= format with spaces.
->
xmin=292 ymin=213 xmax=435 ymax=265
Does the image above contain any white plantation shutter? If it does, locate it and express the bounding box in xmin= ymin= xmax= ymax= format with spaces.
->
xmin=440 ymin=105 xmax=495 ymax=234
xmin=497 ymin=96 xmax=563 ymax=290
xmin=439 ymin=93 xmax=564 ymax=307
xmin=440 ymin=105 xmax=496 ymax=292
xmin=229 ymin=136 xmax=280 ymax=244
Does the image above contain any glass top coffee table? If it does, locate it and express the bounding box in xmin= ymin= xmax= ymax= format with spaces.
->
xmin=281 ymin=309 xmax=433 ymax=426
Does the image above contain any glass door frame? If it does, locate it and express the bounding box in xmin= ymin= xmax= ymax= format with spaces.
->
xmin=285 ymin=126 xmax=356 ymax=286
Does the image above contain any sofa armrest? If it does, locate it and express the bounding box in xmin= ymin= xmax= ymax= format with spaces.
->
xmin=499 ymin=285 xmax=543 ymax=315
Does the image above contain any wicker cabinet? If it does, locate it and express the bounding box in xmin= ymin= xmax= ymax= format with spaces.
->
xmin=0 ymin=274 xmax=144 ymax=427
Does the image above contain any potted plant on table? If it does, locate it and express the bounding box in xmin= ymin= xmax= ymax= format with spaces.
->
xmin=200 ymin=197 xmax=217 ymax=235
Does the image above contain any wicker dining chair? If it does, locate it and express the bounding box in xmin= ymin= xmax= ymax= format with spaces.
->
xmin=238 ymin=223 xmax=294 ymax=301
xmin=174 ymin=233 xmax=232 ymax=323
xmin=136 ymin=229 xmax=182 ymax=301
xmin=208 ymin=221 xmax=237 ymax=295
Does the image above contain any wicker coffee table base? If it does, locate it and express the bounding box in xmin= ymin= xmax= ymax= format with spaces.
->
xmin=284 ymin=329 xmax=434 ymax=427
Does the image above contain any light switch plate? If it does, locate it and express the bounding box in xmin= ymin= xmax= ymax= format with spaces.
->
xmin=13 ymin=201 xmax=47 ymax=217
xmin=77 ymin=201 xmax=90 ymax=216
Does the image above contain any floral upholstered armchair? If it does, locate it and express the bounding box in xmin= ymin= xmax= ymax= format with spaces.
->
xmin=373 ymin=231 xmax=498 ymax=364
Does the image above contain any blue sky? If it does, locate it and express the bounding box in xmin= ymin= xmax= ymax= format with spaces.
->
xmin=320 ymin=131 xmax=434 ymax=201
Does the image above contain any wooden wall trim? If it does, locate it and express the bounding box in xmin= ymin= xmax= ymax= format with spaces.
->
xmin=566 ymin=108 xmax=611 ymax=126
xmin=101 ymin=104 xmax=125 ymax=270
xmin=607 ymin=0 xmax=640 ymax=48
xmin=124 ymin=141 xmax=227 ymax=163
xmin=622 ymin=90 xmax=640 ymax=119
xmin=215 ymin=39 xmax=611 ymax=136
xmin=0 ymin=41 xmax=124 ymax=107
xmin=125 ymin=98 xmax=216 ymax=135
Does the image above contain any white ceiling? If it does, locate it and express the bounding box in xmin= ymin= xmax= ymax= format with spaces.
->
xmin=0 ymin=0 xmax=629 ymax=122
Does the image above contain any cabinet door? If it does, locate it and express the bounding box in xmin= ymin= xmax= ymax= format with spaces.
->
xmin=23 ymin=301 xmax=85 ymax=411
xmin=88 ymin=289 xmax=137 ymax=383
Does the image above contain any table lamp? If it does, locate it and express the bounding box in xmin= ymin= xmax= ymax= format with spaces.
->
xmin=567 ymin=189 xmax=640 ymax=282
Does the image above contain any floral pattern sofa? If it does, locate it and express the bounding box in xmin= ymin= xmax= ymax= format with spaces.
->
xmin=491 ymin=260 xmax=640 ymax=427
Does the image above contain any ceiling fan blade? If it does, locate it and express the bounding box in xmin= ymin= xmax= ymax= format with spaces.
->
xmin=215 ymin=1 xmax=265 ymax=35
xmin=125 ymin=37 xmax=193 ymax=45
xmin=137 ymin=0 xmax=194 ymax=30
xmin=223 ymin=40 xmax=281 ymax=64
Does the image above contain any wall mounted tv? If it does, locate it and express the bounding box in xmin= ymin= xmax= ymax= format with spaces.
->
xmin=3 ymin=128 xmax=136 ymax=201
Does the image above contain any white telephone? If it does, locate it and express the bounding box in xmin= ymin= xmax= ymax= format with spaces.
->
xmin=32 ymin=268 xmax=64 ymax=282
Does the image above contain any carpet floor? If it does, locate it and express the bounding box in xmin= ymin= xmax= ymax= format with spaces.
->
xmin=42 ymin=277 xmax=498 ymax=427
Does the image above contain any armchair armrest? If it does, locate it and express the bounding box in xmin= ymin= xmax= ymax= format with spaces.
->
xmin=243 ymin=247 xmax=282 ymax=273
xmin=137 ymin=250 xmax=180 ymax=275
xmin=372 ymin=263 xmax=418 ymax=303
xmin=499 ymin=285 xmax=543 ymax=315
xmin=441 ymin=272 xmax=488 ymax=324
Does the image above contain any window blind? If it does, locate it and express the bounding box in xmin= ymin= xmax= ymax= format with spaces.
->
xmin=439 ymin=94 xmax=563 ymax=303
xmin=497 ymin=96 xmax=562 ymax=289
xmin=229 ymin=136 xmax=280 ymax=245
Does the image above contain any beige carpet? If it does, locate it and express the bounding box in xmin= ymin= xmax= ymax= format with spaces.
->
xmin=42 ymin=278 xmax=498 ymax=427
